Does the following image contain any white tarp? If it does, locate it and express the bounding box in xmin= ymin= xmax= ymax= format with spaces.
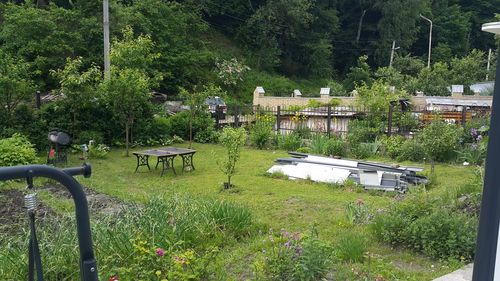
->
xmin=267 ymin=162 xmax=352 ymax=184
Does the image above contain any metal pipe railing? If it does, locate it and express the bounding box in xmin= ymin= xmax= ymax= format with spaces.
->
xmin=0 ymin=164 xmax=98 ymax=281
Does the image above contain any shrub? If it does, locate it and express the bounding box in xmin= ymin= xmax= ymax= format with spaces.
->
xmin=296 ymin=147 xmax=311 ymax=154
xmin=347 ymin=119 xmax=380 ymax=145
xmin=165 ymin=111 xmax=215 ymax=143
xmin=371 ymin=192 xmax=477 ymax=261
xmin=371 ymin=194 xmax=435 ymax=246
xmin=276 ymin=133 xmax=303 ymax=151
xmin=335 ymin=232 xmax=367 ymax=263
xmin=345 ymin=199 xmax=372 ymax=225
xmin=0 ymin=133 xmax=37 ymax=166
xmin=380 ymin=135 xmax=405 ymax=159
xmin=397 ymin=138 xmax=425 ymax=162
xmin=254 ymin=228 xmax=332 ymax=281
xmin=349 ymin=143 xmax=372 ymax=159
xmin=418 ymin=121 xmax=461 ymax=162
xmin=309 ymin=134 xmax=328 ymax=154
xmin=405 ymin=209 xmax=477 ymax=260
xmin=250 ymin=115 xmax=274 ymax=149
xmin=88 ymin=142 xmax=110 ymax=159
xmin=76 ymin=130 xmax=104 ymax=145
xmin=324 ymin=136 xmax=346 ymax=157
xmin=456 ymin=143 xmax=487 ymax=165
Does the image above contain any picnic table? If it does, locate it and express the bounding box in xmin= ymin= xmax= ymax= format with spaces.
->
xmin=132 ymin=147 xmax=196 ymax=176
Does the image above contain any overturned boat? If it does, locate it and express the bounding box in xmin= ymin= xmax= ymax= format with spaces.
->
xmin=267 ymin=152 xmax=428 ymax=192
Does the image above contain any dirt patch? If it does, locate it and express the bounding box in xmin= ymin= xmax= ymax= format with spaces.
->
xmin=0 ymin=189 xmax=54 ymax=237
xmin=41 ymin=184 xmax=129 ymax=216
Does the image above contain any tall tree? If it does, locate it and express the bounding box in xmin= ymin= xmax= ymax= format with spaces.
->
xmin=102 ymin=27 xmax=159 ymax=156
xmin=0 ymin=3 xmax=101 ymax=91
xmin=374 ymin=0 xmax=428 ymax=65
xmin=0 ymin=50 xmax=34 ymax=126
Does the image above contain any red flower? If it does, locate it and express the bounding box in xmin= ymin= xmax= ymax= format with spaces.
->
xmin=109 ymin=274 xmax=119 ymax=281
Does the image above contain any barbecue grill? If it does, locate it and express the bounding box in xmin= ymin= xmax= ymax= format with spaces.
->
xmin=47 ymin=129 xmax=71 ymax=164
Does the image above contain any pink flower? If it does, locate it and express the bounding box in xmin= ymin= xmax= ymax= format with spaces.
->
xmin=156 ymin=248 xmax=165 ymax=257
xmin=109 ymin=274 xmax=119 ymax=281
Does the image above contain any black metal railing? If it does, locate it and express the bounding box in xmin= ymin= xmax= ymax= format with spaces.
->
xmin=0 ymin=164 xmax=98 ymax=281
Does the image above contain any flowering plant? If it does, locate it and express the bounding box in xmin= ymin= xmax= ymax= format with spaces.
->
xmin=215 ymin=58 xmax=250 ymax=86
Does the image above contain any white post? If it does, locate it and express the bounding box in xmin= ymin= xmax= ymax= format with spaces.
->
xmin=420 ymin=14 xmax=432 ymax=68
xmin=389 ymin=40 xmax=399 ymax=67
xmin=487 ymin=48 xmax=492 ymax=81
xmin=103 ymin=0 xmax=110 ymax=79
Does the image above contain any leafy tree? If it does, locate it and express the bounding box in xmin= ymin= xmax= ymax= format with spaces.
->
xmin=0 ymin=3 xmax=101 ymax=90
xmin=51 ymin=57 xmax=102 ymax=135
xmin=218 ymin=126 xmax=247 ymax=189
xmin=180 ymin=84 xmax=225 ymax=148
xmin=101 ymin=68 xmax=151 ymax=156
xmin=355 ymin=80 xmax=408 ymax=124
xmin=450 ymin=49 xmax=487 ymax=94
xmin=374 ymin=0 xmax=428 ymax=64
xmin=415 ymin=62 xmax=451 ymax=96
xmin=392 ymin=54 xmax=425 ymax=77
xmin=0 ymin=50 xmax=34 ymax=126
xmin=101 ymin=28 xmax=158 ymax=156
xmin=118 ymin=0 xmax=212 ymax=92
xmin=431 ymin=4 xmax=472 ymax=57
xmin=344 ymin=55 xmax=374 ymax=92
xmin=418 ymin=120 xmax=461 ymax=171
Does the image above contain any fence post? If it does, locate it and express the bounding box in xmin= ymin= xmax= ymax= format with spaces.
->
xmin=327 ymin=105 xmax=332 ymax=138
xmin=387 ymin=104 xmax=394 ymax=136
xmin=461 ymin=106 xmax=467 ymax=127
xmin=215 ymin=105 xmax=220 ymax=130
xmin=276 ymin=106 xmax=281 ymax=134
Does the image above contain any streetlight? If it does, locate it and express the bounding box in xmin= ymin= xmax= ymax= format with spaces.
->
xmin=472 ymin=21 xmax=500 ymax=281
xmin=419 ymin=14 xmax=432 ymax=68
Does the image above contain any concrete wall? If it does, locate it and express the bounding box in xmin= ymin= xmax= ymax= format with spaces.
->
xmin=252 ymin=87 xmax=492 ymax=109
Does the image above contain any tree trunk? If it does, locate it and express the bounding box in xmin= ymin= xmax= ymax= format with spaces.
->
xmin=189 ymin=112 xmax=193 ymax=149
xmin=125 ymin=121 xmax=130 ymax=157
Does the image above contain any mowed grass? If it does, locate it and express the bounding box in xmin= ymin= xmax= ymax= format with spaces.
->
xmin=11 ymin=142 xmax=477 ymax=280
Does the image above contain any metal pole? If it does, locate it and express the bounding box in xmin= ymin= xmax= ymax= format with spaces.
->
xmin=0 ymin=164 xmax=97 ymax=281
xmin=276 ymin=106 xmax=281 ymax=134
xmin=326 ymin=105 xmax=332 ymax=138
xmin=103 ymin=0 xmax=110 ymax=79
xmin=487 ymin=48 xmax=492 ymax=81
xmin=420 ymin=14 xmax=432 ymax=68
xmin=472 ymin=45 xmax=500 ymax=281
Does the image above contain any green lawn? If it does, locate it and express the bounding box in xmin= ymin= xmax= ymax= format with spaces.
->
xmin=68 ymin=143 xmax=474 ymax=280
xmin=3 ymin=143 xmax=477 ymax=280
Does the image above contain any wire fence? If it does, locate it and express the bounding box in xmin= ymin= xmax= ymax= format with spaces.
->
xmin=213 ymin=104 xmax=492 ymax=137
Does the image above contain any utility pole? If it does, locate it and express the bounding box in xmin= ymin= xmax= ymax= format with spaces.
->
xmin=420 ymin=14 xmax=433 ymax=68
xmin=389 ymin=40 xmax=400 ymax=67
xmin=103 ymin=0 xmax=110 ymax=79
xmin=487 ymin=48 xmax=492 ymax=81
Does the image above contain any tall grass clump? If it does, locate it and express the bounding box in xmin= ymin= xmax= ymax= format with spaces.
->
xmin=0 ymin=195 xmax=256 ymax=280
xmin=335 ymin=232 xmax=367 ymax=263
xmin=253 ymin=227 xmax=332 ymax=281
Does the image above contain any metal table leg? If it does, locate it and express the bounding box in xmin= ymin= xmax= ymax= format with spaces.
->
xmin=134 ymin=154 xmax=150 ymax=172
xmin=180 ymin=153 xmax=195 ymax=173
xmin=159 ymin=156 xmax=176 ymax=176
